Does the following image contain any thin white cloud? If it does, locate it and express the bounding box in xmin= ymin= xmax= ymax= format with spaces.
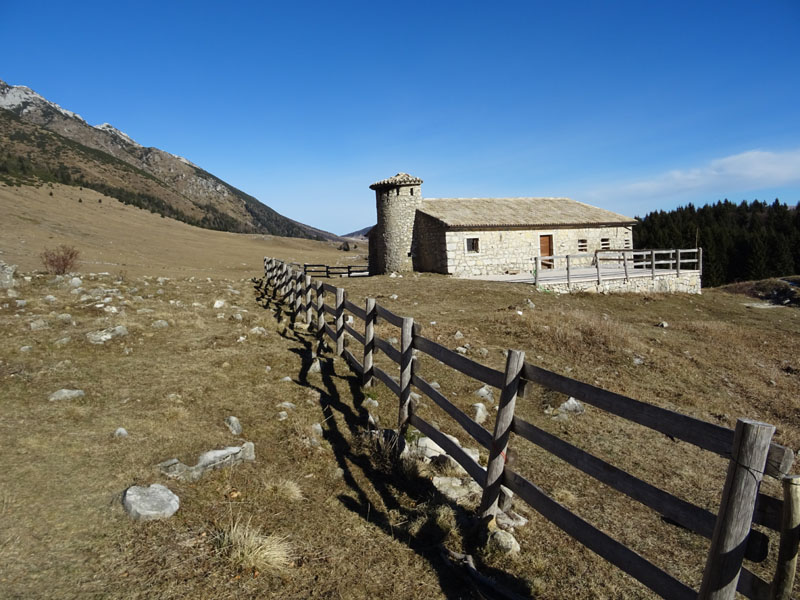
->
xmin=583 ymin=148 xmax=800 ymax=210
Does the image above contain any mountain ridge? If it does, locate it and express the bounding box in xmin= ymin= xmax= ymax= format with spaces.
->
xmin=0 ymin=79 xmax=339 ymax=241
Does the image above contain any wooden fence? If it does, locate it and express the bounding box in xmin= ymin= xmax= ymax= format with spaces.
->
xmin=302 ymin=263 xmax=369 ymax=278
xmin=534 ymin=248 xmax=701 ymax=286
xmin=258 ymin=256 xmax=799 ymax=600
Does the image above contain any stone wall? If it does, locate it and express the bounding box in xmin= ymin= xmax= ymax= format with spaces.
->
xmin=441 ymin=226 xmax=633 ymax=277
xmin=413 ymin=212 xmax=448 ymax=273
xmin=540 ymin=271 xmax=701 ymax=294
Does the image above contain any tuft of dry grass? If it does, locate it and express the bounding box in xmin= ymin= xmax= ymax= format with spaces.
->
xmin=214 ymin=516 xmax=292 ymax=572
xmin=262 ymin=477 xmax=303 ymax=501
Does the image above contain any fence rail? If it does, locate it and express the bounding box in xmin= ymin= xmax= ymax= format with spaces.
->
xmin=303 ymin=263 xmax=369 ymax=278
xmin=257 ymin=256 xmax=798 ymax=600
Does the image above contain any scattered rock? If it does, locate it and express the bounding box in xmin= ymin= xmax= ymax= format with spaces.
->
xmin=633 ymin=355 xmax=645 ymax=366
xmin=136 ymin=308 xmax=154 ymax=314
xmin=488 ymin=529 xmax=520 ymax=554
xmin=280 ymin=376 xmax=292 ymax=382
xmin=264 ymin=366 xmax=272 ymax=373
xmin=472 ymin=403 xmax=488 ymax=424
xmin=225 ymin=416 xmax=242 ymax=435
xmin=122 ymin=484 xmax=180 ymax=521
xmin=249 ymin=326 xmax=267 ymax=336
xmin=57 ymin=313 xmax=72 ymax=323
xmin=49 ymin=389 xmax=85 ymax=401
xmin=86 ymin=325 xmax=128 ymax=344
xmin=364 ymin=398 xmax=379 ymax=410
xmin=389 ymin=294 xmax=398 ymax=300
xmin=69 ymin=277 xmax=82 ymax=288
xmin=387 ymin=337 xmax=398 ymax=345
xmin=496 ymin=510 xmax=528 ymax=530
xmin=309 ymin=358 xmax=321 ymax=374
xmin=152 ymin=320 xmax=169 ymax=329
xmin=213 ymin=300 xmax=226 ymax=309
xmin=656 ymin=321 xmax=669 ymax=328
xmin=456 ymin=346 xmax=467 ymax=355
xmin=232 ymin=313 xmax=243 ymax=322
xmin=432 ymin=476 xmax=482 ymax=503
xmin=15 ymin=299 xmax=26 ymax=307
xmin=113 ymin=427 xmax=129 ymax=438
xmin=20 ymin=345 xmax=32 ymax=352
xmin=158 ymin=442 xmax=255 ymax=482
xmin=474 ymin=385 xmax=494 ymax=403
xmin=389 ymin=272 xmax=397 ymax=278
xmin=277 ymin=411 xmax=288 ymax=421
xmin=454 ymin=330 xmax=464 ymax=340
xmin=0 ymin=261 xmax=17 ymax=288
xmin=277 ymin=401 xmax=296 ymax=410
xmin=311 ymin=423 xmax=324 ymax=438
xmin=525 ymin=299 xmax=536 ymax=309
xmin=43 ymin=295 xmax=57 ymax=303
xmin=558 ymin=397 xmax=585 ymax=415
xmin=477 ymin=347 xmax=489 ymax=358
xmin=430 ymin=381 xmax=441 ymax=390
xmin=30 ymin=319 xmax=49 ymax=331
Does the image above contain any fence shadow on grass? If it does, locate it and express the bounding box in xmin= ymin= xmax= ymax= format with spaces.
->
xmin=255 ymin=284 xmax=532 ymax=600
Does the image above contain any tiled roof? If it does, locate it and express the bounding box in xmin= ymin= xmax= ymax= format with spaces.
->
xmin=418 ymin=197 xmax=636 ymax=228
xmin=369 ymin=173 xmax=423 ymax=190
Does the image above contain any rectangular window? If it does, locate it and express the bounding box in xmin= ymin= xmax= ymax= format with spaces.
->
xmin=601 ymin=238 xmax=611 ymax=250
xmin=466 ymin=238 xmax=479 ymax=253
xmin=623 ymin=237 xmax=631 ymax=249
xmin=578 ymin=239 xmax=588 ymax=253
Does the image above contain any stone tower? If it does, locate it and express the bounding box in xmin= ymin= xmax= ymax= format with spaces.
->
xmin=368 ymin=173 xmax=423 ymax=274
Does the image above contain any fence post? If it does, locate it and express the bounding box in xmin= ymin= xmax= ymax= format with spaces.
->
xmin=651 ymin=250 xmax=656 ymax=279
xmin=334 ymin=287 xmax=345 ymax=356
xmin=699 ymin=418 xmax=775 ymax=600
xmin=363 ymin=298 xmax=376 ymax=387
xmin=294 ymin=271 xmax=303 ymax=316
xmin=304 ymin=275 xmax=313 ymax=325
xmin=699 ymin=247 xmax=704 ymax=281
xmin=623 ymin=252 xmax=629 ymax=281
xmin=676 ymin=249 xmax=681 ymax=276
xmin=534 ymin=256 xmax=540 ymax=286
xmin=566 ymin=255 xmax=571 ymax=288
xmin=480 ymin=349 xmax=525 ymax=521
xmin=596 ymin=253 xmax=602 ymax=285
xmin=315 ymin=281 xmax=325 ymax=354
xmin=397 ymin=317 xmax=414 ymax=437
xmin=771 ymin=475 xmax=800 ymax=600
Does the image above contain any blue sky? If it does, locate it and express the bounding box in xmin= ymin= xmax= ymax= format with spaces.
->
xmin=2 ymin=0 xmax=799 ymax=234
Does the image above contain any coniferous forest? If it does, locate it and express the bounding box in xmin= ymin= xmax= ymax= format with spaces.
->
xmin=633 ymin=200 xmax=800 ymax=287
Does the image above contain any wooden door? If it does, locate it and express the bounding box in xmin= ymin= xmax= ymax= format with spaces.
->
xmin=539 ymin=235 xmax=554 ymax=268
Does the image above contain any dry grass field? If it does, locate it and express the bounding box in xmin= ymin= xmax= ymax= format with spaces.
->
xmin=1 ymin=182 xmax=799 ymax=599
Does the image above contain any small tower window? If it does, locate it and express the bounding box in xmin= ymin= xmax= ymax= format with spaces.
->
xmin=410 ymin=188 xmax=414 ymax=196
xmin=578 ymin=239 xmax=588 ymax=253
xmin=601 ymin=238 xmax=611 ymax=250
xmin=466 ymin=238 xmax=480 ymax=253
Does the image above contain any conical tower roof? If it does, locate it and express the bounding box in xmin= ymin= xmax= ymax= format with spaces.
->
xmin=369 ymin=173 xmax=423 ymax=190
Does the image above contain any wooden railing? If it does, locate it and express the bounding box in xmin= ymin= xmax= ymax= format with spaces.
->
xmin=534 ymin=248 xmax=702 ymax=286
xmin=302 ymin=263 xmax=369 ymax=278
xmin=257 ymin=256 xmax=799 ymax=600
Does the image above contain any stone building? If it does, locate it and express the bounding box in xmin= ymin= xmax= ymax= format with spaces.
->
xmin=368 ymin=173 xmax=637 ymax=278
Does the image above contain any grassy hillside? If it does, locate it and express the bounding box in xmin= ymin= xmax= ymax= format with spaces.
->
xmin=1 ymin=187 xmax=798 ymax=598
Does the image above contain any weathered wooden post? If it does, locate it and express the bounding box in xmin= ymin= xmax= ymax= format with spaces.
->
xmin=304 ymin=275 xmax=313 ymax=325
xmin=699 ymin=418 xmax=775 ymax=600
xmin=534 ymin=256 xmax=541 ymax=286
xmin=771 ymin=475 xmax=800 ymax=600
xmin=294 ymin=271 xmax=303 ymax=316
xmin=397 ymin=316 xmax=415 ymax=437
xmin=676 ymin=249 xmax=681 ymax=276
xmin=334 ymin=287 xmax=345 ymax=357
xmin=650 ymin=250 xmax=656 ymax=280
xmin=480 ymin=349 xmax=525 ymax=520
xmin=363 ymin=297 xmax=376 ymax=387
xmin=315 ymin=281 xmax=325 ymax=354
xmin=623 ymin=251 xmax=629 ymax=281
xmin=566 ymin=255 xmax=571 ymax=288
xmin=595 ymin=252 xmax=602 ymax=285
xmin=699 ymin=247 xmax=704 ymax=281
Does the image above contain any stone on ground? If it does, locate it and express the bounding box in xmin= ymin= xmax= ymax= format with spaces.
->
xmin=49 ymin=389 xmax=85 ymax=401
xmin=309 ymin=358 xmax=321 ymax=373
xmin=488 ymin=529 xmax=520 ymax=554
xmin=249 ymin=326 xmax=267 ymax=336
xmin=152 ymin=320 xmax=169 ymax=329
xmin=86 ymin=325 xmax=128 ymax=344
xmin=30 ymin=319 xmax=49 ymax=331
xmin=225 ymin=416 xmax=242 ymax=435
xmin=432 ymin=476 xmax=482 ymax=503
xmin=113 ymin=427 xmax=129 ymax=438
xmin=0 ymin=261 xmax=17 ymax=288
xmin=474 ymin=385 xmax=493 ymax=403
xmin=558 ymin=397 xmax=585 ymax=415
xmin=472 ymin=402 xmax=488 ymax=424
xmin=69 ymin=276 xmax=82 ymax=288
xmin=158 ymin=442 xmax=255 ymax=482
xmin=122 ymin=484 xmax=180 ymax=521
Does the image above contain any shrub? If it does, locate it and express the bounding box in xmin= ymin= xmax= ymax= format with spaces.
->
xmin=40 ymin=245 xmax=80 ymax=275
